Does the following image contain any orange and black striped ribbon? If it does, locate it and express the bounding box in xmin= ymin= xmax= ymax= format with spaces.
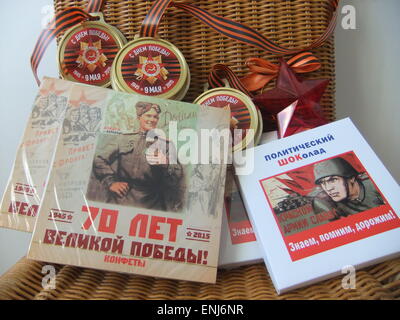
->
xmin=140 ymin=0 xmax=172 ymax=38
xmin=31 ymin=0 xmax=104 ymax=85
xmin=175 ymin=1 xmax=339 ymax=55
xmin=86 ymin=0 xmax=104 ymax=13
xmin=139 ymin=0 xmax=339 ymax=95
xmin=140 ymin=0 xmax=339 ymax=55
xmin=208 ymin=52 xmax=322 ymax=95
xmin=208 ymin=64 xmax=251 ymax=96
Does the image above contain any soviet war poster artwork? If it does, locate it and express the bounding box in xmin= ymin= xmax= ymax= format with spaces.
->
xmin=260 ymin=151 xmax=400 ymax=261
xmin=0 ymin=78 xmax=72 ymax=232
xmin=29 ymin=83 xmax=230 ymax=283
xmin=86 ymin=100 xmax=186 ymax=213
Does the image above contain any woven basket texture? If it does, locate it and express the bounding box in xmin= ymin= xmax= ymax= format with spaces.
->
xmin=1 ymin=0 xmax=399 ymax=300
xmin=0 ymin=257 xmax=399 ymax=299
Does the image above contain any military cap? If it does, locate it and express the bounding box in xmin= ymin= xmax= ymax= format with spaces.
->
xmin=135 ymin=102 xmax=161 ymax=117
xmin=314 ymin=157 xmax=359 ymax=184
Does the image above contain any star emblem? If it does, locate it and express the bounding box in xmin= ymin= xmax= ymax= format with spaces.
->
xmin=252 ymin=59 xmax=329 ymax=135
xmin=39 ymin=79 xmax=69 ymax=96
xmin=68 ymin=90 xmax=98 ymax=108
xmin=76 ymin=39 xmax=107 ymax=73
xmin=134 ymin=55 xmax=169 ymax=85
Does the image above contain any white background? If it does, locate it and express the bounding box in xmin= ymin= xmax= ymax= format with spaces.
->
xmin=0 ymin=0 xmax=399 ymax=276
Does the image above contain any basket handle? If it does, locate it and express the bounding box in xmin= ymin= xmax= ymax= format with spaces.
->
xmin=140 ymin=0 xmax=340 ymax=55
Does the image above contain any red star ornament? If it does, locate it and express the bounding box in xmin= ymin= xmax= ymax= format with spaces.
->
xmin=252 ymin=59 xmax=330 ymax=136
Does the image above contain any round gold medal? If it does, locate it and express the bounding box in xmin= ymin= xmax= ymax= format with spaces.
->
xmin=111 ymin=37 xmax=189 ymax=100
xmin=57 ymin=13 xmax=127 ymax=87
xmin=172 ymin=60 xmax=191 ymax=101
xmin=194 ymin=87 xmax=259 ymax=152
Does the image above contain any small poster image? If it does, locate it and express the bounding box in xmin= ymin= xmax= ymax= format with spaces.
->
xmin=86 ymin=100 xmax=186 ymax=213
xmin=260 ymin=151 xmax=400 ymax=261
xmin=28 ymin=83 xmax=230 ymax=283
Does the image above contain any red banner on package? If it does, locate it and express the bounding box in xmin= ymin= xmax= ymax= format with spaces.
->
xmin=283 ymin=204 xmax=399 ymax=261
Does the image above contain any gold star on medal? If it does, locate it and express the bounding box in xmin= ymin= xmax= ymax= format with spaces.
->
xmin=76 ymin=39 xmax=107 ymax=73
xmin=134 ymin=55 xmax=169 ymax=85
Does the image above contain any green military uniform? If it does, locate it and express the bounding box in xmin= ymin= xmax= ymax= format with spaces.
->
xmin=92 ymin=131 xmax=184 ymax=212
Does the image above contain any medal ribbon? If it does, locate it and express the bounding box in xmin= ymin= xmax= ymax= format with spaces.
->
xmin=208 ymin=64 xmax=251 ymax=97
xmin=139 ymin=0 xmax=338 ymax=94
xmin=31 ymin=0 xmax=105 ymax=85
xmin=207 ymin=52 xmax=321 ymax=96
xmin=86 ymin=0 xmax=105 ymax=14
xmin=140 ymin=0 xmax=339 ymax=54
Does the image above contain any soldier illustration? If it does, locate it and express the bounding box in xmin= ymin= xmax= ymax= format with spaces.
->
xmin=55 ymin=96 xmax=68 ymax=119
xmin=86 ymin=107 xmax=102 ymax=132
xmin=312 ymin=157 xmax=384 ymax=220
xmin=31 ymin=95 xmax=49 ymax=127
xmin=45 ymin=94 xmax=67 ymax=125
xmin=79 ymin=103 xmax=91 ymax=129
xmin=31 ymin=94 xmax=43 ymax=118
xmin=187 ymin=165 xmax=209 ymax=214
xmin=70 ymin=108 xmax=87 ymax=132
xmin=63 ymin=107 xmax=88 ymax=143
xmin=207 ymin=163 xmax=225 ymax=216
xmin=80 ymin=107 xmax=102 ymax=140
xmin=41 ymin=93 xmax=57 ymax=118
xmin=187 ymin=163 xmax=225 ymax=217
xmin=90 ymin=101 xmax=185 ymax=212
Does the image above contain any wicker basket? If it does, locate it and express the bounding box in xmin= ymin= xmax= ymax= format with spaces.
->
xmin=54 ymin=0 xmax=337 ymax=120
xmin=0 ymin=256 xmax=399 ymax=299
xmin=1 ymin=0 xmax=399 ymax=300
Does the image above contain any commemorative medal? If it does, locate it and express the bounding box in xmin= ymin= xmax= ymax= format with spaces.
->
xmin=194 ymin=87 xmax=259 ymax=152
xmin=57 ymin=13 xmax=127 ymax=87
xmin=111 ymin=37 xmax=189 ymax=100
xmin=172 ymin=60 xmax=191 ymax=101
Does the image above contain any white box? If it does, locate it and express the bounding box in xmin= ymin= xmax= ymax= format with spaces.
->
xmin=235 ymin=118 xmax=400 ymax=294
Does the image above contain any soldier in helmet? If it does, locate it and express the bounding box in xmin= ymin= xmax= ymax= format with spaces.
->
xmin=312 ymin=157 xmax=384 ymax=219
xmin=90 ymin=101 xmax=185 ymax=212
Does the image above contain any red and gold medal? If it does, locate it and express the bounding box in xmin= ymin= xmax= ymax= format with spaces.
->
xmin=111 ymin=37 xmax=189 ymax=99
xmin=110 ymin=0 xmax=190 ymax=100
xmin=58 ymin=13 xmax=126 ymax=87
xmin=194 ymin=87 xmax=259 ymax=152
